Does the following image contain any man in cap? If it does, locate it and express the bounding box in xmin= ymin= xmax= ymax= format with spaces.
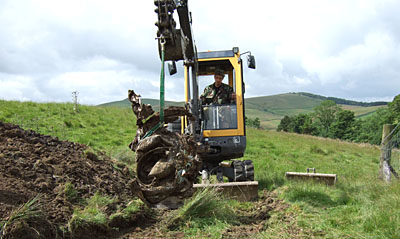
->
xmin=200 ymin=69 xmax=236 ymax=105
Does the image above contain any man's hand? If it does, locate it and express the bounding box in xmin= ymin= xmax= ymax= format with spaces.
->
xmin=231 ymin=92 xmax=236 ymax=101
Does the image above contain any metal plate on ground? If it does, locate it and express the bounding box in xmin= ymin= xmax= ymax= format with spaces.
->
xmin=285 ymin=172 xmax=337 ymax=185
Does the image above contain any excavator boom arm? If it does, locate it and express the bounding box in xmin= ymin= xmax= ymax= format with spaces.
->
xmin=155 ymin=0 xmax=196 ymax=63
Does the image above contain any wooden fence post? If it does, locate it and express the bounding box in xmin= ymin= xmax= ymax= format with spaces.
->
xmin=380 ymin=124 xmax=394 ymax=182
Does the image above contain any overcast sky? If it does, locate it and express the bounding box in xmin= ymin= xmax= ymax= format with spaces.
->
xmin=1 ymin=0 xmax=399 ymax=105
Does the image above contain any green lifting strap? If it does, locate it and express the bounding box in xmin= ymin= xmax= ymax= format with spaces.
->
xmin=159 ymin=40 xmax=165 ymax=124
xmin=142 ymin=39 xmax=166 ymax=140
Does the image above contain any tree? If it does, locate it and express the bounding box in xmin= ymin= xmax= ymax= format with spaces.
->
xmin=301 ymin=114 xmax=318 ymax=135
xmin=277 ymin=115 xmax=292 ymax=132
xmin=353 ymin=108 xmax=394 ymax=144
xmin=289 ymin=114 xmax=307 ymax=133
xmin=253 ymin=117 xmax=261 ymax=129
xmin=245 ymin=116 xmax=261 ymax=129
xmin=314 ymin=100 xmax=341 ymax=137
xmin=389 ymin=94 xmax=400 ymax=122
xmin=329 ymin=110 xmax=355 ymax=140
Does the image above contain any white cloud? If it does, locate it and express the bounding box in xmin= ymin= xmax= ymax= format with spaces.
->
xmin=0 ymin=74 xmax=44 ymax=101
xmin=0 ymin=0 xmax=400 ymax=104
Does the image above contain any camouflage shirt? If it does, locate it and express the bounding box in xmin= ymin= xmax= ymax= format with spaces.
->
xmin=200 ymin=83 xmax=234 ymax=105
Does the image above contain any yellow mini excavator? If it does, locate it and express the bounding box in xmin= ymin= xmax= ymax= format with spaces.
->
xmin=148 ymin=0 xmax=258 ymax=202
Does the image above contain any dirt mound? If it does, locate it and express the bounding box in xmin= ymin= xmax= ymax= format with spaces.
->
xmin=0 ymin=121 xmax=132 ymax=227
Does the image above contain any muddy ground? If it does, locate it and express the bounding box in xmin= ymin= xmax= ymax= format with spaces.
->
xmin=0 ymin=121 xmax=137 ymax=238
xmin=0 ymin=121 xmax=299 ymax=239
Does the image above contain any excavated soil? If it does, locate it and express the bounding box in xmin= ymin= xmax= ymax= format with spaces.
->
xmin=0 ymin=121 xmax=135 ymax=238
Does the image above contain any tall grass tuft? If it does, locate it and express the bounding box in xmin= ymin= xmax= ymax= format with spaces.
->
xmin=0 ymin=195 xmax=42 ymax=237
xmin=166 ymin=187 xmax=236 ymax=230
xmin=64 ymin=182 xmax=78 ymax=202
xmin=67 ymin=193 xmax=115 ymax=233
xmin=110 ymin=199 xmax=144 ymax=220
xmin=310 ymin=144 xmax=328 ymax=155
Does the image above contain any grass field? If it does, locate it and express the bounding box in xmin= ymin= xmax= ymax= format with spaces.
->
xmin=247 ymin=129 xmax=399 ymax=238
xmin=341 ymin=104 xmax=387 ymax=118
xmin=1 ymin=100 xmax=398 ymax=238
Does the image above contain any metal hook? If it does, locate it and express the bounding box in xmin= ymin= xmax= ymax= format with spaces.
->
xmin=160 ymin=37 xmax=166 ymax=45
xmin=157 ymin=37 xmax=166 ymax=51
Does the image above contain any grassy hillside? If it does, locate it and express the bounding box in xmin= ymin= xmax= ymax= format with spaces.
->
xmin=0 ymin=100 xmax=136 ymax=157
xmin=101 ymin=93 xmax=385 ymax=130
xmin=341 ymin=104 xmax=386 ymax=118
xmin=244 ymin=93 xmax=387 ymax=129
xmin=244 ymin=93 xmax=324 ymax=129
xmin=297 ymin=92 xmax=388 ymax=107
xmin=1 ymin=100 xmax=398 ymax=238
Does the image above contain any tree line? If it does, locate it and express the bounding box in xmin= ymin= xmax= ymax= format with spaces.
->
xmin=245 ymin=116 xmax=261 ymax=129
xmin=277 ymin=94 xmax=400 ymax=145
xmin=296 ymin=92 xmax=388 ymax=107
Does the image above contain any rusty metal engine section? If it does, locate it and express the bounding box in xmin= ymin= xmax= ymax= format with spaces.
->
xmin=128 ymin=90 xmax=202 ymax=206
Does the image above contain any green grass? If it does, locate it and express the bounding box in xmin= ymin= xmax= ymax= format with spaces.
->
xmin=1 ymin=99 xmax=397 ymax=238
xmin=68 ymin=193 xmax=145 ymax=234
xmin=68 ymin=193 xmax=115 ymax=232
xmin=245 ymin=128 xmax=400 ymax=238
xmin=166 ymin=187 xmax=237 ymax=239
xmin=341 ymin=104 xmax=387 ymax=118
xmin=63 ymin=182 xmax=79 ymax=203
xmin=109 ymin=199 xmax=143 ymax=220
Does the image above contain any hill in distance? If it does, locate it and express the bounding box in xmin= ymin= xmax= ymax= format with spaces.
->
xmin=99 ymin=98 xmax=184 ymax=112
xmin=100 ymin=92 xmax=388 ymax=130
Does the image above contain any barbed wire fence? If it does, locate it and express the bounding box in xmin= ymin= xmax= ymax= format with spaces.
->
xmin=380 ymin=123 xmax=400 ymax=182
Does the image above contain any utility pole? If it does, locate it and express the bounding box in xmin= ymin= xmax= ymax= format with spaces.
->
xmin=72 ymin=91 xmax=79 ymax=112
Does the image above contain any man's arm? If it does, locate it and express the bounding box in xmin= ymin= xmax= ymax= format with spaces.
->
xmin=200 ymin=85 xmax=211 ymax=105
xmin=227 ymin=85 xmax=236 ymax=103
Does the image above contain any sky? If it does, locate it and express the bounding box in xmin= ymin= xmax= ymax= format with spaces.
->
xmin=1 ymin=0 xmax=399 ymax=105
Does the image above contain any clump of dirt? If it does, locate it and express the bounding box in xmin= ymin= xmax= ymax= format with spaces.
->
xmin=221 ymin=190 xmax=286 ymax=239
xmin=228 ymin=190 xmax=314 ymax=239
xmin=2 ymin=216 xmax=57 ymax=239
xmin=0 ymin=121 xmax=134 ymax=237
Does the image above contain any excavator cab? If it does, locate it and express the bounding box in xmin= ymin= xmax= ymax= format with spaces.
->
xmin=197 ymin=49 xmax=248 ymax=161
xmin=181 ymin=48 xmax=256 ymax=183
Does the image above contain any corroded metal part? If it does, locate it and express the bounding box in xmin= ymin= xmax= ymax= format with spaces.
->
xmin=128 ymin=90 xmax=201 ymax=206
